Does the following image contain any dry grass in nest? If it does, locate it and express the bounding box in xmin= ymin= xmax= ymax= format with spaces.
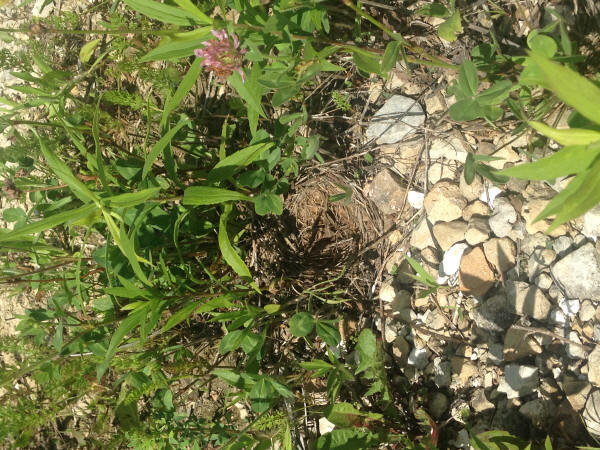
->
xmin=251 ymin=166 xmax=384 ymax=295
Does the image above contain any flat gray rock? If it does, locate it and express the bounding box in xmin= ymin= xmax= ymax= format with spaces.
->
xmin=551 ymin=243 xmax=600 ymax=301
xmin=366 ymin=95 xmax=425 ymax=144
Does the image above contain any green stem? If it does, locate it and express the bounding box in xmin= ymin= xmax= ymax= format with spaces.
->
xmin=342 ymin=0 xmax=406 ymax=44
xmin=0 ymin=27 xmax=176 ymax=36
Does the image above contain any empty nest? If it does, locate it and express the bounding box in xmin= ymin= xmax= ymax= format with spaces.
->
xmin=251 ymin=166 xmax=384 ymax=294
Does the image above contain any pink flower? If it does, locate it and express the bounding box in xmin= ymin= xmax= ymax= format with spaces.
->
xmin=195 ymin=29 xmax=247 ymax=82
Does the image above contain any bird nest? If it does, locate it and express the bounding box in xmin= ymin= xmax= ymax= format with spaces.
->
xmin=250 ymin=166 xmax=385 ymax=295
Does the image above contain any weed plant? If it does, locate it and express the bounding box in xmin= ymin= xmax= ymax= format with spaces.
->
xmin=0 ymin=0 xmax=599 ymax=448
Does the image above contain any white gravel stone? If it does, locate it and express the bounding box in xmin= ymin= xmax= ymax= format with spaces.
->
xmin=480 ymin=186 xmax=503 ymax=208
xmin=319 ymin=417 xmax=336 ymax=434
xmin=407 ymin=190 xmax=424 ymax=209
xmin=559 ymin=298 xmax=581 ymax=317
xmin=550 ymin=308 xmax=567 ymax=325
xmin=497 ymin=364 xmax=539 ymax=399
xmin=408 ymin=347 xmax=431 ymax=369
xmin=379 ymin=283 xmax=397 ymax=303
xmin=439 ymin=243 xmax=469 ymax=278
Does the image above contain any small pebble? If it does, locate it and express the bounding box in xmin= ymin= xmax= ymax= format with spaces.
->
xmin=559 ymin=298 xmax=581 ymax=317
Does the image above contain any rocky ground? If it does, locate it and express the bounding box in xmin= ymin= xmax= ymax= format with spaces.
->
xmin=362 ymin=74 xmax=600 ymax=446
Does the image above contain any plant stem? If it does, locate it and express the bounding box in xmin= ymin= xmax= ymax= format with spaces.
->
xmin=0 ymin=27 xmax=176 ymax=36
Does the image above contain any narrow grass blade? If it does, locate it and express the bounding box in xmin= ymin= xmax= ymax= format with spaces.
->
xmin=218 ymin=204 xmax=260 ymax=293
xmin=528 ymin=121 xmax=600 ymax=146
xmin=0 ymin=204 xmax=96 ymax=243
xmin=182 ymin=186 xmax=253 ymax=205
xmin=104 ymin=187 xmax=162 ymax=209
xmin=208 ymin=142 xmax=273 ymax=182
xmin=97 ymin=304 xmax=149 ymax=380
xmin=142 ymin=119 xmax=189 ymax=178
xmin=123 ymin=0 xmax=203 ymax=26
xmin=161 ymin=58 xmax=203 ymax=127
xmin=34 ymin=132 xmax=98 ymax=203
xmin=93 ymin=96 xmax=112 ymax=192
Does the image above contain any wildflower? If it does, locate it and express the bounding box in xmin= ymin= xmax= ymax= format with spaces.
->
xmin=195 ymin=29 xmax=247 ymax=82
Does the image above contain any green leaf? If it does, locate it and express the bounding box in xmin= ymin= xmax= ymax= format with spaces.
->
xmin=0 ymin=203 xmax=96 ymax=243
xmin=140 ymin=35 xmax=208 ymax=62
xmin=527 ymin=33 xmax=557 ymax=58
xmin=172 ymin=0 xmax=212 ymax=24
xmin=208 ymin=142 xmax=273 ymax=182
xmin=290 ymin=312 xmax=315 ymax=337
xmin=123 ymin=0 xmax=205 ymax=26
xmin=417 ymin=3 xmax=450 ymax=17
xmin=79 ymin=39 xmax=101 ymax=63
xmin=471 ymin=430 xmax=528 ymax=450
xmin=459 ymin=60 xmax=478 ymax=96
xmin=325 ymin=402 xmax=383 ymax=428
xmin=269 ymin=377 xmax=294 ymax=398
xmin=115 ymin=220 xmax=152 ymax=286
xmin=229 ymin=69 xmax=266 ymax=119
xmin=182 ymin=186 xmax=252 ymax=205
xmin=196 ymin=295 xmax=237 ymax=313
xmin=449 ymin=98 xmax=482 ymax=121
xmin=263 ymin=304 xmax=280 ymax=314
xmin=98 ymin=305 xmax=149 ymax=379
xmin=249 ymin=377 xmax=276 ymax=413
xmin=254 ymin=193 xmax=283 ymax=216
xmin=464 ymin=153 xmax=476 ymax=184
xmin=529 ymin=52 xmax=600 ymax=125
xmin=546 ymin=157 xmax=600 ymax=232
xmin=355 ymin=329 xmax=376 ymax=375
xmin=93 ymin=97 xmax=112 ymax=191
xmin=218 ymin=204 xmax=256 ymax=285
xmin=220 ymin=329 xmax=246 ymax=354
xmin=528 ymin=121 xmax=600 ymax=146
xmin=352 ymin=50 xmax=381 ymax=75
xmin=162 ymin=300 xmax=201 ymax=332
xmin=476 ymin=80 xmax=513 ymax=105
xmin=381 ymin=41 xmax=401 ymax=73
xmin=104 ymin=188 xmax=162 ymax=209
xmin=2 ymin=207 xmax=26 ymax=223
xmin=438 ymin=10 xmax=463 ymax=42
xmin=316 ymin=321 xmax=341 ymax=347
xmin=161 ymin=58 xmax=203 ymax=126
xmin=115 ymin=402 xmax=141 ymax=431
xmin=300 ymin=360 xmax=334 ymax=372
xmin=544 ymin=436 xmax=552 ymax=450
xmin=316 ymin=429 xmax=383 ymax=450
xmin=499 ymin=144 xmax=600 ymax=180
xmin=35 ymin=132 xmax=98 ymax=203
xmin=142 ymin=119 xmax=189 ymax=178
xmin=406 ymin=255 xmax=439 ymax=287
